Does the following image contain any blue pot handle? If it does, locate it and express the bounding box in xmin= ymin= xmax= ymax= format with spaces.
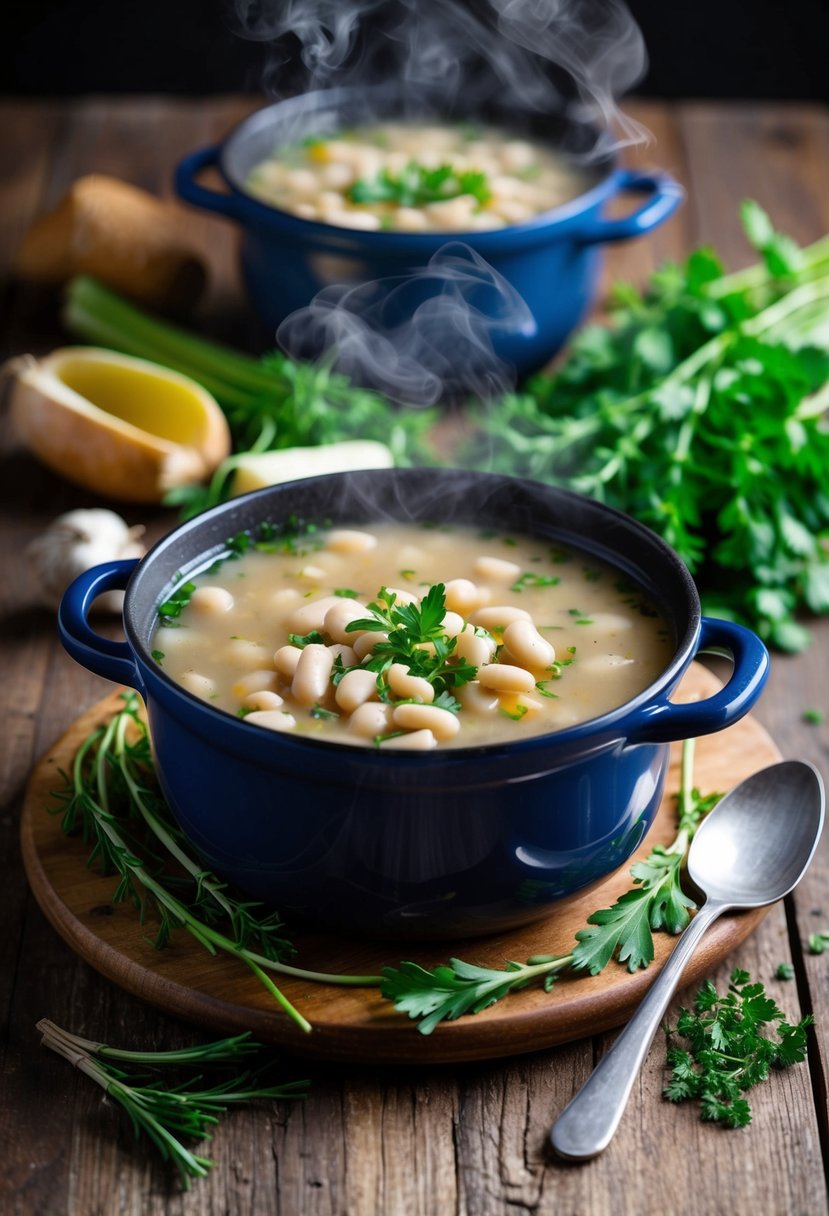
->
xmin=175 ymin=145 xmax=241 ymax=220
xmin=630 ymin=618 xmax=770 ymax=744
xmin=58 ymin=559 xmax=145 ymax=695
xmin=577 ymin=169 xmax=684 ymax=245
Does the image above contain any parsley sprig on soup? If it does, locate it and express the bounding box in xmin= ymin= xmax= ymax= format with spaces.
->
xmin=153 ymin=522 xmax=673 ymax=750
xmin=246 ymin=123 xmax=592 ymax=232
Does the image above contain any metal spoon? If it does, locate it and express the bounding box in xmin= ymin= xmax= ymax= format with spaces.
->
xmin=550 ymin=759 xmax=825 ymax=1161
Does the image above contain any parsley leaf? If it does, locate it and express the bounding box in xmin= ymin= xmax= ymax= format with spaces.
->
xmin=345 ymin=583 xmax=478 ymax=699
xmin=663 ymin=968 xmax=813 ymax=1127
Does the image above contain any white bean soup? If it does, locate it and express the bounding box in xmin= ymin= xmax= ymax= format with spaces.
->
xmin=154 ymin=522 xmax=674 ymax=751
xmin=246 ymin=122 xmax=593 ymax=232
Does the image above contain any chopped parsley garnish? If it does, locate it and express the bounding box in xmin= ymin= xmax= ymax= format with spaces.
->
xmin=344 ymin=583 xmax=477 ymax=700
xmin=310 ymin=705 xmax=340 ymax=721
xmin=511 ymin=572 xmax=561 ymax=592
xmin=334 ymin=588 xmax=360 ymax=598
xmin=288 ymin=630 xmax=326 ymax=648
xmin=157 ymin=580 xmax=196 ymax=624
xmin=347 ymin=161 xmax=492 ymax=209
xmin=663 ymin=968 xmax=812 ymax=1128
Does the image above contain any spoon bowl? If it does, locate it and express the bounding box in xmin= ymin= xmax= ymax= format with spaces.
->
xmin=688 ymin=759 xmax=825 ymax=906
xmin=550 ymin=758 xmax=825 ymax=1160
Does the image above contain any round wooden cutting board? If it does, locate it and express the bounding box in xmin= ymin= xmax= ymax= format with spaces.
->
xmin=20 ymin=665 xmax=780 ymax=1065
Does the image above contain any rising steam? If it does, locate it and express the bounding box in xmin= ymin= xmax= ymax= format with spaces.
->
xmin=231 ymin=0 xmax=648 ymax=147
xmin=277 ymin=244 xmax=536 ymax=404
xmin=228 ymin=0 xmax=650 ymax=403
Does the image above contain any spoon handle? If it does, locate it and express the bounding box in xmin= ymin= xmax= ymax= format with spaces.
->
xmin=550 ymin=897 xmax=727 ymax=1160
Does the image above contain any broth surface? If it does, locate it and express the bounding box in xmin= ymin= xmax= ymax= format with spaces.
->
xmin=154 ymin=522 xmax=674 ymax=750
xmin=246 ymin=122 xmax=592 ymax=232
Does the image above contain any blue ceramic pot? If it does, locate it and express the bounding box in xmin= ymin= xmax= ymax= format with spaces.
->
xmin=59 ymin=470 xmax=768 ymax=940
xmin=175 ymin=88 xmax=683 ymax=384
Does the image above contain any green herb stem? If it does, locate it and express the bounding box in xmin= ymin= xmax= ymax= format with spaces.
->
xmin=38 ymin=1019 xmax=308 ymax=1187
xmin=65 ymin=276 xmax=276 ymax=401
xmin=55 ymin=698 xmax=383 ymax=1034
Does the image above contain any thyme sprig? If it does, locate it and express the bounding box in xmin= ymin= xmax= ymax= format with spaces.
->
xmin=38 ymin=1021 xmax=308 ymax=1188
xmin=52 ymin=694 xmax=382 ymax=1033
xmin=381 ymin=738 xmax=723 ymax=1034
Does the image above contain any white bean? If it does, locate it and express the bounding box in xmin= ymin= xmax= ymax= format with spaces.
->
xmin=189 ymin=586 xmax=234 ymax=615
xmin=324 ymin=599 xmax=369 ymax=643
xmin=298 ymin=564 xmax=327 ymax=582
xmin=291 ymin=644 xmax=335 ymax=706
xmin=284 ymin=167 xmax=319 ymax=197
xmin=328 ymin=642 xmax=358 ymax=668
xmin=242 ymin=690 xmax=285 ymax=712
xmin=455 ymin=627 xmax=496 ymax=668
xmin=392 ymin=703 xmax=461 ymax=740
xmin=459 ymin=683 xmax=500 ymax=714
xmin=379 ymin=729 xmax=438 ymax=751
xmin=325 ymin=529 xmax=378 ymax=554
xmin=232 ymin=669 xmax=280 ymax=699
xmin=471 ymin=605 xmax=532 ymax=631
xmin=223 ymin=639 xmax=272 ymax=670
xmin=443 ymin=578 xmax=484 ymax=615
xmin=473 ymin=556 xmax=522 ymax=582
xmin=387 ymin=663 xmax=434 ymax=703
xmin=477 ymin=663 xmax=536 ymax=693
xmin=353 ymin=631 xmax=385 ymax=660
xmin=178 ymin=671 xmax=216 ymax=700
xmin=395 ymin=207 xmax=430 ymax=232
xmin=348 ymin=702 xmax=394 ymax=738
xmin=286 ymin=595 xmax=344 ymax=635
xmin=502 ymin=619 xmax=556 ymax=671
xmin=441 ymin=611 xmax=465 ymax=638
xmin=269 ymin=587 xmax=303 ymax=613
xmin=273 ymin=644 xmax=302 ymax=677
xmin=245 ymin=710 xmax=297 ymax=732
xmin=335 ymin=668 xmax=380 ymax=713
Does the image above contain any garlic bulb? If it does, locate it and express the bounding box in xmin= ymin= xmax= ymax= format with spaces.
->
xmin=27 ymin=509 xmax=146 ymax=612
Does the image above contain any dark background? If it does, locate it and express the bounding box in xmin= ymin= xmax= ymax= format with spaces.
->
xmin=2 ymin=0 xmax=828 ymax=101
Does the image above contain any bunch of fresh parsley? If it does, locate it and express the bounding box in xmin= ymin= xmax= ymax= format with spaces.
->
xmin=466 ymin=202 xmax=829 ymax=650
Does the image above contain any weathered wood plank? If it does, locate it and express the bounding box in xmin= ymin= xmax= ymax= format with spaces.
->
xmin=0 ymin=97 xmax=828 ymax=1216
xmin=678 ymin=100 xmax=829 ymax=1169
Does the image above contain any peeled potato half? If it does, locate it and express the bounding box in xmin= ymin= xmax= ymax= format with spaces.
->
xmin=7 ymin=346 xmax=231 ymax=503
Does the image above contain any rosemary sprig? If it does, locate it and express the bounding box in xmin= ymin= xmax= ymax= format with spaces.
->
xmin=53 ymin=694 xmax=382 ymax=1033
xmin=38 ymin=1020 xmax=308 ymax=1188
xmin=381 ymin=738 xmax=723 ymax=1033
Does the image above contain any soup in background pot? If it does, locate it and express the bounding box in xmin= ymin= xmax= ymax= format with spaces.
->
xmin=245 ymin=121 xmax=593 ymax=232
xmin=154 ymin=521 xmax=674 ymax=749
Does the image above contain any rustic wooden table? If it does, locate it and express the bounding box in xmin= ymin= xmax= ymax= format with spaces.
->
xmin=1 ymin=96 xmax=828 ymax=1216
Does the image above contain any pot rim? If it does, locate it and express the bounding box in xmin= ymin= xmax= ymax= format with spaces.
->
xmin=123 ymin=468 xmax=701 ymax=763
xmin=212 ymin=84 xmax=621 ymax=244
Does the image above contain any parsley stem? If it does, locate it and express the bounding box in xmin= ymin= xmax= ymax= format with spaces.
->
xmin=705 ymin=231 xmax=829 ymax=298
xmin=742 ymin=274 xmax=829 ymax=339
